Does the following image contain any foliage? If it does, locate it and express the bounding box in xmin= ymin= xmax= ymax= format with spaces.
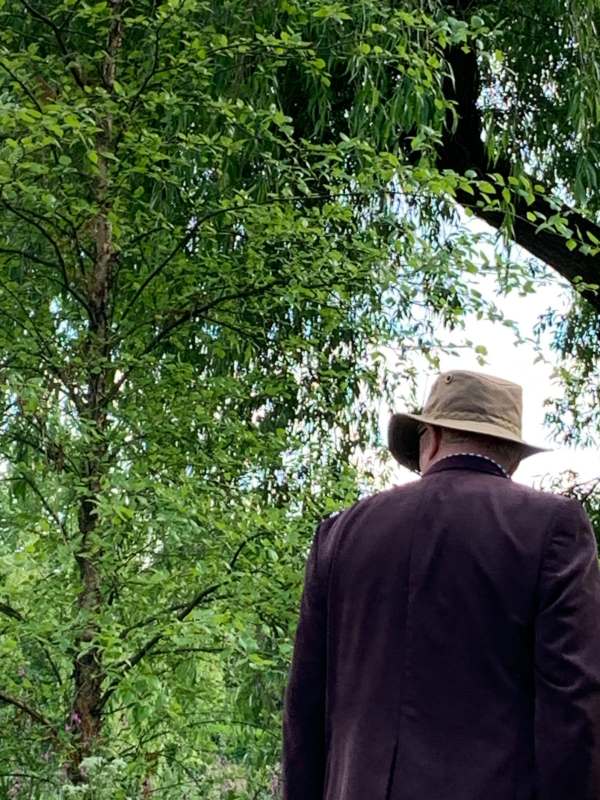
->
xmin=0 ymin=1 xmax=527 ymax=797
xmin=535 ymin=301 xmax=600 ymax=449
xmin=535 ymin=469 xmax=600 ymax=556
xmin=475 ymin=0 xmax=600 ymax=212
xmin=475 ymin=0 xmax=600 ymax=439
xmin=0 ymin=0 xmax=597 ymax=797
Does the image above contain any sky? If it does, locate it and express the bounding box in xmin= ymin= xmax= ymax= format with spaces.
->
xmin=380 ymin=265 xmax=599 ymax=492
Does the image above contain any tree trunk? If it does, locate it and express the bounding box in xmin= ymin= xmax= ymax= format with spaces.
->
xmin=67 ymin=0 xmax=122 ymax=781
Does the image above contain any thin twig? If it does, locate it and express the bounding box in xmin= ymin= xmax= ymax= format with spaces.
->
xmin=0 ymin=199 xmax=91 ymax=314
xmin=125 ymin=3 xmax=178 ymax=116
xmin=115 ymin=187 xmax=414 ymax=327
xmin=117 ymin=204 xmax=260 ymax=325
xmin=106 ymin=278 xmax=281 ymax=402
xmin=0 ymin=58 xmax=44 ymax=112
xmin=148 ymin=646 xmax=225 ymax=656
xmin=0 ymin=247 xmax=62 ymax=271
xmin=99 ymin=581 xmax=223 ymax=709
xmin=15 ymin=470 xmax=69 ymax=543
xmin=0 ymin=689 xmax=55 ymax=731
xmin=101 ymin=531 xmax=270 ymax=707
xmin=19 ymin=0 xmax=85 ymax=89
xmin=0 ymin=772 xmax=58 ymax=787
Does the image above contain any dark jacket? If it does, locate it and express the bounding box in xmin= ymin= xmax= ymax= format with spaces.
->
xmin=282 ymin=454 xmax=600 ymax=800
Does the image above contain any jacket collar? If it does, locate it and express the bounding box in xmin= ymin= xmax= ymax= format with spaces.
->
xmin=422 ymin=453 xmax=510 ymax=480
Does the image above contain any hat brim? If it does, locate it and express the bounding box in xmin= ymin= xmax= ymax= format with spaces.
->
xmin=388 ymin=412 xmax=552 ymax=474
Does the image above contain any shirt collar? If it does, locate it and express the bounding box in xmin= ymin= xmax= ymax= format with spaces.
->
xmin=422 ymin=453 xmax=511 ymax=480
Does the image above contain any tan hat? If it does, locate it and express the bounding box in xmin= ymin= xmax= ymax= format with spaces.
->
xmin=388 ymin=369 xmax=551 ymax=473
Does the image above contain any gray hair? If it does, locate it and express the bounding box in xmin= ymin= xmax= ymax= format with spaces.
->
xmin=438 ymin=427 xmax=524 ymax=473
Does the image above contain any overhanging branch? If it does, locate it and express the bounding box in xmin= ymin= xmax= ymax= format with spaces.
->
xmin=438 ymin=40 xmax=600 ymax=312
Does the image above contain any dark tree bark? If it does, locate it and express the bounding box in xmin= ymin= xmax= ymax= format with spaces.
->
xmin=67 ymin=0 xmax=123 ymax=780
xmin=438 ymin=27 xmax=600 ymax=312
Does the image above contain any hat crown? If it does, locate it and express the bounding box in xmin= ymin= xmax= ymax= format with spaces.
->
xmin=423 ymin=370 xmax=522 ymax=438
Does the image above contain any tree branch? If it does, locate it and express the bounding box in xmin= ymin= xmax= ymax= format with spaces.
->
xmin=117 ymin=204 xmax=262 ymax=325
xmin=115 ymin=188 xmax=415 ymax=329
xmin=0 ymin=689 xmax=55 ymax=731
xmin=138 ymin=280 xmax=281 ymax=358
xmin=0 ymin=247 xmax=62 ymax=271
xmin=228 ymin=530 xmax=270 ymax=571
xmin=148 ymin=646 xmax=225 ymax=656
xmin=99 ymin=581 xmax=223 ymax=709
xmin=0 ymin=602 xmax=67 ymax=686
xmin=0 ymin=199 xmax=92 ymax=315
xmin=438 ymin=38 xmax=600 ymax=311
xmin=19 ymin=0 xmax=85 ymax=90
xmin=0 ymin=57 xmax=44 ymax=112
xmin=106 ymin=278 xmax=281 ymax=403
xmin=0 ymin=772 xmax=58 ymax=787
xmin=124 ymin=3 xmax=177 ymax=117
xmin=0 ymin=603 xmax=24 ymax=622
xmin=0 ymin=247 xmax=90 ymax=304
xmin=100 ymin=530 xmax=270 ymax=708
xmin=201 ymin=315 xmax=266 ymax=347
xmin=15 ymin=470 xmax=69 ymax=543
xmin=0 ymin=306 xmax=56 ymax=367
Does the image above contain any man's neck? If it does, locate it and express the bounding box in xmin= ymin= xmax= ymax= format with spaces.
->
xmin=430 ymin=451 xmax=511 ymax=479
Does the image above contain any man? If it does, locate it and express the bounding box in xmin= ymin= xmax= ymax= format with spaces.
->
xmin=282 ymin=369 xmax=600 ymax=800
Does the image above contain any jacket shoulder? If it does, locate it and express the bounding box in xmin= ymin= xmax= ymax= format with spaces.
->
xmin=321 ymin=480 xmax=586 ymax=529
xmin=322 ymin=480 xmax=585 ymax=533
xmin=319 ymin=481 xmax=421 ymax=533
xmin=508 ymin=479 xmax=586 ymax=512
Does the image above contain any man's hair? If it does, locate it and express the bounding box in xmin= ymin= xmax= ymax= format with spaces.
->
xmin=438 ymin=426 xmax=523 ymax=472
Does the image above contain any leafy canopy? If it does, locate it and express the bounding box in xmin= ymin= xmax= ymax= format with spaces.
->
xmin=0 ymin=0 xmax=595 ymax=797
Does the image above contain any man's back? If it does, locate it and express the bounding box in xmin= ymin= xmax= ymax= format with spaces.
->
xmin=282 ymin=455 xmax=600 ymax=800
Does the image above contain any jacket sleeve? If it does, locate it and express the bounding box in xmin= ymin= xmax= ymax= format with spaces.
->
xmin=282 ymin=517 xmax=332 ymax=800
xmin=535 ymin=497 xmax=600 ymax=799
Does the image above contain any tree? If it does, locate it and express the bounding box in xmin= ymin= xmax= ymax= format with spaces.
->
xmin=0 ymin=1 xmax=516 ymax=796
xmin=279 ymin=0 xmax=600 ymax=309
xmin=0 ymin=0 xmax=596 ymax=797
xmin=437 ymin=0 xmax=600 ymax=310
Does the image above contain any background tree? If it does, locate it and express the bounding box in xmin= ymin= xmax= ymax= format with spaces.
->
xmin=0 ymin=0 xmax=597 ymax=797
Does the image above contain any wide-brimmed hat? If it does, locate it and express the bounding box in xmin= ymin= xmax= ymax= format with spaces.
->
xmin=388 ymin=369 xmax=551 ymax=473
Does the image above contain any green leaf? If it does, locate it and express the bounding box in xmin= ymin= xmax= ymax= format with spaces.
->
xmin=478 ymin=180 xmax=496 ymax=194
